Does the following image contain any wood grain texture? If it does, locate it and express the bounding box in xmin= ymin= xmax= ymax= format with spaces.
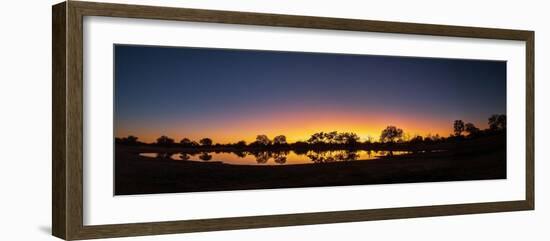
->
xmin=52 ymin=2 xmax=67 ymax=239
xmin=525 ymin=32 xmax=535 ymax=209
xmin=51 ymin=1 xmax=535 ymax=240
xmin=74 ymin=201 xmax=530 ymax=240
xmin=66 ymin=2 xmax=85 ymax=240
xmin=71 ymin=1 xmax=533 ymax=40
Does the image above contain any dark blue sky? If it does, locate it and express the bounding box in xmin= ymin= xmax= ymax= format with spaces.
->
xmin=114 ymin=45 xmax=506 ymax=143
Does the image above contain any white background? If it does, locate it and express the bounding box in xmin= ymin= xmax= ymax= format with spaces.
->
xmin=0 ymin=0 xmax=547 ymax=240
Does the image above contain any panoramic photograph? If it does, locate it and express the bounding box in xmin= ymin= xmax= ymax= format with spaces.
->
xmin=114 ymin=44 xmax=507 ymax=195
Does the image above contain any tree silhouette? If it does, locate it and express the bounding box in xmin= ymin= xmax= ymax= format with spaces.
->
xmin=118 ymin=135 xmax=138 ymax=145
xmin=465 ymin=123 xmax=480 ymax=136
xmin=180 ymin=138 xmax=192 ymax=147
xmin=364 ymin=135 xmax=374 ymax=144
xmin=325 ymin=131 xmax=338 ymax=144
xmin=307 ymin=132 xmax=325 ymax=144
xmin=293 ymin=145 xmax=309 ymax=155
xmin=199 ymin=138 xmax=213 ymax=146
xmin=489 ymin=114 xmax=506 ymax=131
xmin=156 ymin=135 xmax=174 ymax=146
xmin=453 ymin=120 xmax=465 ymax=136
xmin=125 ymin=135 xmax=138 ymax=144
xmin=410 ymin=135 xmax=423 ymax=144
xmin=255 ymin=135 xmax=272 ymax=146
xmin=337 ymin=132 xmax=360 ymax=145
xmin=380 ymin=126 xmax=403 ymax=143
xmin=425 ymin=133 xmax=441 ymax=142
xmin=307 ymin=131 xmax=359 ymax=145
xmin=235 ymin=140 xmax=247 ymax=147
xmin=273 ymin=135 xmax=287 ymax=145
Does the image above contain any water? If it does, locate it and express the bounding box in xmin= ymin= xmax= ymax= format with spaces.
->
xmin=139 ymin=150 xmax=413 ymax=165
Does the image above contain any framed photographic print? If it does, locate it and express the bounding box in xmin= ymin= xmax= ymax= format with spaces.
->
xmin=52 ymin=1 xmax=534 ymax=240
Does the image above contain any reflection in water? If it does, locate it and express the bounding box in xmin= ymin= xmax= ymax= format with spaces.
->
xmin=307 ymin=150 xmax=360 ymax=163
xmin=139 ymin=149 xmax=425 ymax=166
xmin=233 ymin=151 xmax=247 ymax=158
xmin=252 ymin=151 xmax=271 ymax=164
xmin=157 ymin=152 xmax=172 ymax=159
xmin=273 ymin=151 xmax=289 ymax=164
xmin=198 ymin=152 xmax=213 ymax=161
xmin=366 ymin=149 xmax=372 ymax=158
xmin=179 ymin=153 xmax=190 ymax=161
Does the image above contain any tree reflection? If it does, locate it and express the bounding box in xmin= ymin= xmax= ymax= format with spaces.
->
xmin=252 ymin=151 xmax=271 ymax=164
xmin=198 ymin=152 xmax=212 ymax=161
xmin=140 ymin=149 xmax=419 ymax=165
xmin=345 ymin=150 xmax=360 ymax=160
xmin=232 ymin=151 xmax=247 ymax=158
xmin=307 ymin=150 xmax=359 ymax=163
xmin=179 ymin=153 xmax=190 ymax=161
xmin=156 ymin=152 xmax=172 ymax=159
xmin=273 ymin=151 xmax=289 ymax=164
xmin=366 ymin=150 xmax=372 ymax=158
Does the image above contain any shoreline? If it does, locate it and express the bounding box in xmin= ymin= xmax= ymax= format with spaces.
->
xmin=115 ymin=134 xmax=506 ymax=195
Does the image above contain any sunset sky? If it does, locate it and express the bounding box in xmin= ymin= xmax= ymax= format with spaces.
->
xmin=114 ymin=45 xmax=506 ymax=144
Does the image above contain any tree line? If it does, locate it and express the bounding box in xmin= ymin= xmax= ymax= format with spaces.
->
xmin=116 ymin=114 xmax=506 ymax=148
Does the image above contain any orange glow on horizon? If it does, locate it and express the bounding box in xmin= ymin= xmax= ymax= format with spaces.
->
xmin=115 ymin=109 xmax=489 ymax=144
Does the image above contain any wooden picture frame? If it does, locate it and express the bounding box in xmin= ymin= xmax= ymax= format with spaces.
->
xmin=52 ymin=1 xmax=534 ymax=240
